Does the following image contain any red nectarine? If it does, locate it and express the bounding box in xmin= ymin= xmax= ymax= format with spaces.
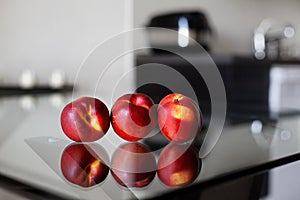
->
xmin=111 ymin=143 xmax=156 ymax=188
xmin=158 ymin=143 xmax=201 ymax=187
xmin=158 ymin=93 xmax=202 ymax=143
xmin=60 ymin=143 xmax=109 ymax=188
xmin=60 ymin=97 xmax=110 ymax=142
xmin=111 ymin=94 xmax=157 ymax=142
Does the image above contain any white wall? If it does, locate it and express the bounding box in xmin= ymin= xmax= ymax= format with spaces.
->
xmin=134 ymin=0 xmax=300 ymax=56
xmin=0 ymin=0 xmax=134 ymax=93
xmin=262 ymin=160 xmax=300 ymax=200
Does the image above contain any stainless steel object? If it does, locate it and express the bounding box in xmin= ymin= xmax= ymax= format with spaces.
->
xmin=269 ymin=64 xmax=300 ymax=113
xmin=253 ymin=18 xmax=295 ymax=60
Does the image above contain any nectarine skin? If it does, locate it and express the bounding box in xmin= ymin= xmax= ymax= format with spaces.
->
xmin=111 ymin=94 xmax=157 ymax=142
xmin=158 ymin=143 xmax=201 ymax=187
xmin=60 ymin=143 xmax=109 ymax=188
xmin=111 ymin=143 xmax=156 ymax=188
xmin=158 ymin=93 xmax=202 ymax=143
xmin=61 ymin=97 xmax=110 ymax=142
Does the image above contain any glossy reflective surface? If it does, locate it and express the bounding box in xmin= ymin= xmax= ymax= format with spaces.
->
xmin=0 ymin=93 xmax=300 ymax=199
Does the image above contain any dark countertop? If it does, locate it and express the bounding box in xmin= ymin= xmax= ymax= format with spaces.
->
xmin=0 ymin=85 xmax=73 ymax=96
xmin=136 ymin=53 xmax=300 ymax=122
xmin=136 ymin=53 xmax=300 ymax=66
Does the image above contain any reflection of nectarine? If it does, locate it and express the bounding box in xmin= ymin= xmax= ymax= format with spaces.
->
xmin=158 ymin=143 xmax=201 ymax=187
xmin=60 ymin=97 xmax=110 ymax=142
xmin=60 ymin=143 xmax=109 ymax=188
xmin=111 ymin=143 xmax=156 ymax=188
xmin=158 ymin=93 xmax=202 ymax=143
xmin=111 ymin=94 xmax=157 ymax=142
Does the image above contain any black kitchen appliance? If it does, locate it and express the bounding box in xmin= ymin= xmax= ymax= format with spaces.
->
xmin=147 ymin=10 xmax=213 ymax=52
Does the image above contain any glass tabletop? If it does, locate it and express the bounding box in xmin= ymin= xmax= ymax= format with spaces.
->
xmin=0 ymin=93 xmax=300 ymax=200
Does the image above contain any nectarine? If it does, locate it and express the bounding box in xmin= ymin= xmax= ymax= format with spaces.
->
xmin=111 ymin=143 xmax=156 ymax=188
xmin=60 ymin=143 xmax=109 ymax=188
xmin=111 ymin=94 xmax=157 ymax=142
xmin=158 ymin=93 xmax=202 ymax=143
xmin=60 ymin=97 xmax=110 ymax=142
xmin=158 ymin=143 xmax=201 ymax=187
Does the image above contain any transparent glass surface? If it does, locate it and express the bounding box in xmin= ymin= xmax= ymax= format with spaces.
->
xmin=0 ymin=93 xmax=299 ymax=200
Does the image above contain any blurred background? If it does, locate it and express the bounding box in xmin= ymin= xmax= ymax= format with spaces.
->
xmin=0 ymin=0 xmax=299 ymax=89
xmin=134 ymin=0 xmax=300 ymax=56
